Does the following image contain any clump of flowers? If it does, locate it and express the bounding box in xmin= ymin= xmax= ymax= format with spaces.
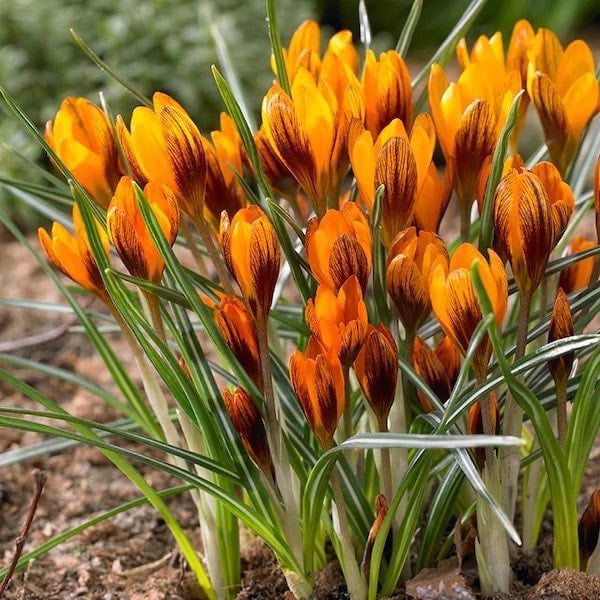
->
xmin=1 ymin=6 xmax=600 ymax=600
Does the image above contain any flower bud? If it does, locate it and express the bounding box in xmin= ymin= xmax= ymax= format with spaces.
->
xmin=38 ymin=203 xmax=109 ymax=301
xmin=117 ymin=92 xmax=207 ymax=220
xmin=305 ymin=276 xmax=368 ymax=367
xmin=354 ymin=324 xmax=398 ymax=426
xmin=223 ymin=387 xmax=273 ymax=477
xmin=548 ymin=288 xmax=574 ymax=384
xmin=430 ymin=244 xmax=508 ymax=378
xmin=412 ymin=337 xmax=452 ymax=412
xmin=387 ymin=227 xmax=448 ymax=332
xmin=220 ymin=206 xmax=280 ymax=320
xmin=289 ymin=336 xmax=345 ymax=449
xmin=107 ymin=177 xmax=179 ymax=283
xmin=45 ymin=97 xmax=121 ymax=208
xmin=361 ymin=494 xmax=389 ymax=578
xmin=214 ymin=296 xmax=262 ymax=390
xmin=305 ymin=203 xmax=371 ymax=292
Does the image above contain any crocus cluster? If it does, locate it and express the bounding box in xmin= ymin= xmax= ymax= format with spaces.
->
xmin=34 ymin=13 xmax=600 ymax=600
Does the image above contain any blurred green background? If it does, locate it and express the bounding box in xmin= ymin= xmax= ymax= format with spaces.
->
xmin=1 ymin=0 xmax=598 ymax=226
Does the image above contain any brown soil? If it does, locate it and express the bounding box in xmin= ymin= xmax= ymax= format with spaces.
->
xmin=1 ymin=232 xmax=599 ymax=599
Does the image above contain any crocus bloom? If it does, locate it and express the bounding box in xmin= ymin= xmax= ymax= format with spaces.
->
xmin=493 ymin=163 xmax=574 ymax=297
xmin=493 ymin=169 xmax=552 ymax=298
xmin=255 ymin=126 xmax=298 ymax=199
xmin=273 ymin=20 xmax=359 ymax=85
xmin=558 ymin=236 xmax=598 ymax=294
xmin=354 ymin=324 xmax=398 ymax=426
xmin=220 ymin=206 xmax=280 ymax=320
xmin=412 ymin=336 xmax=454 ymax=411
xmin=428 ymin=61 xmax=521 ymax=208
xmin=261 ymin=67 xmax=363 ymax=217
xmin=116 ymin=92 xmax=207 ymax=221
xmin=289 ymin=336 xmax=345 ymax=449
xmin=38 ymin=203 xmax=109 ymax=300
xmin=305 ymin=203 xmax=372 ymax=292
xmin=457 ymin=22 xmax=533 ymax=147
xmin=305 ymin=276 xmax=368 ymax=366
xmin=527 ymin=29 xmax=600 ymax=174
xmin=349 ymin=116 xmax=447 ymax=234
xmin=548 ymin=288 xmax=574 ymax=384
xmin=430 ymin=244 xmax=508 ymax=377
xmin=361 ymin=49 xmax=412 ymax=138
xmin=386 ymin=227 xmax=449 ymax=332
xmin=213 ymin=296 xmax=262 ymax=390
xmin=107 ymin=177 xmax=179 ymax=283
xmin=45 ymin=97 xmax=121 ymax=208
xmin=223 ymin=387 xmax=273 ymax=477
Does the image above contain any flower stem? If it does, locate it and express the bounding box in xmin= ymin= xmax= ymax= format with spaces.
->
xmin=377 ymin=417 xmax=393 ymax=505
xmin=555 ymin=376 xmax=568 ymax=447
xmin=144 ymin=291 xmax=166 ymax=344
xmin=499 ymin=291 xmax=532 ymax=521
xmin=330 ymin=468 xmax=367 ymax=600
xmin=342 ymin=365 xmax=353 ymax=441
xmin=192 ymin=215 xmax=235 ymax=295
xmin=256 ymin=315 xmax=304 ymax=569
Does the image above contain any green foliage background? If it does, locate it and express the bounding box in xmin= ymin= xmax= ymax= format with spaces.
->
xmin=0 ymin=0 xmax=597 ymax=225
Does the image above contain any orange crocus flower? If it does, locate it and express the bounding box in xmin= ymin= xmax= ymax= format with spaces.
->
xmin=107 ymin=177 xmax=179 ymax=283
xmin=428 ymin=61 xmax=521 ymax=208
xmin=38 ymin=203 xmax=109 ymax=300
xmin=213 ymin=296 xmax=263 ymax=390
xmin=223 ymin=387 xmax=273 ymax=477
xmin=350 ymin=116 xmax=447 ymax=234
xmin=273 ymin=20 xmax=359 ymax=85
xmin=413 ymin=337 xmax=449 ymax=412
xmin=493 ymin=163 xmax=574 ymax=297
xmin=558 ymin=236 xmax=598 ymax=294
xmin=430 ymin=244 xmax=508 ymax=378
xmin=289 ymin=336 xmax=345 ymax=449
xmin=305 ymin=203 xmax=372 ymax=292
xmin=548 ymin=288 xmax=574 ymax=385
xmin=361 ymin=50 xmax=412 ymax=138
xmin=386 ymin=227 xmax=449 ymax=332
xmin=261 ymin=67 xmax=363 ymax=217
xmin=354 ymin=324 xmax=398 ymax=426
xmin=527 ymin=29 xmax=600 ymax=174
xmin=305 ymin=276 xmax=368 ymax=366
xmin=255 ymin=126 xmax=298 ymax=199
xmin=116 ymin=92 xmax=206 ymax=221
xmin=457 ymin=22 xmax=533 ymax=147
xmin=45 ymin=97 xmax=121 ymax=208
xmin=220 ymin=206 xmax=280 ymax=320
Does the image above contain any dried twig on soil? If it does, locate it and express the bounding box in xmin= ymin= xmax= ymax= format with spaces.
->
xmin=0 ymin=469 xmax=47 ymax=597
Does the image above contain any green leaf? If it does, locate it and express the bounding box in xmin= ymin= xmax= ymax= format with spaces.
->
xmin=395 ymin=0 xmax=423 ymax=57
xmin=266 ymin=0 xmax=291 ymax=95
xmin=70 ymin=29 xmax=151 ymax=106
xmin=471 ymin=263 xmax=579 ymax=569
xmin=412 ymin=0 xmax=488 ymax=112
